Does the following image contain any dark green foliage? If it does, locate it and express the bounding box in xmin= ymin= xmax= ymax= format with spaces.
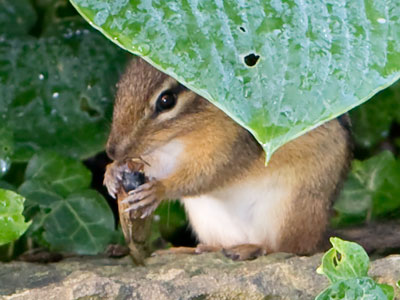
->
xmin=0 ymin=0 xmax=127 ymax=161
xmin=0 ymin=0 xmax=125 ymax=255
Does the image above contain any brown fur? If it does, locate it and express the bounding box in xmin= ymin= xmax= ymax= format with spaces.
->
xmin=106 ymin=58 xmax=352 ymax=255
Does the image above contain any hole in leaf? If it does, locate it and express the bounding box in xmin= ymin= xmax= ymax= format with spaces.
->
xmin=336 ymin=251 xmax=342 ymax=261
xmin=80 ymin=97 xmax=101 ymax=118
xmin=244 ymin=53 xmax=260 ymax=67
xmin=332 ymin=251 xmax=342 ymax=267
xmin=333 ymin=256 xmax=338 ymax=267
xmin=239 ymin=26 xmax=246 ymax=33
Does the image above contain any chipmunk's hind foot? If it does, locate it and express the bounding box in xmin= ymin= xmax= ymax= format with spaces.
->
xmin=222 ymin=244 xmax=267 ymax=261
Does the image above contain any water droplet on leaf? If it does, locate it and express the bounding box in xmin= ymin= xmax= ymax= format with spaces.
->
xmin=377 ymin=18 xmax=386 ymax=24
xmin=0 ymin=158 xmax=11 ymax=177
xmin=138 ymin=44 xmax=150 ymax=55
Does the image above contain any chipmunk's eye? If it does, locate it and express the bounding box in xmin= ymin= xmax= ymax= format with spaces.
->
xmin=156 ymin=92 xmax=177 ymax=112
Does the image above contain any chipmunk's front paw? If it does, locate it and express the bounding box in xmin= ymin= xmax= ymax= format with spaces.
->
xmin=121 ymin=180 xmax=163 ymax=218
xmin=103 ymin=162 xmax=129 ymax=199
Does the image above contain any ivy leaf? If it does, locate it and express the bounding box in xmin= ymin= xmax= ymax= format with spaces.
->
xmin=43 ymin=190 xmax=115 ymax=255
xmin=0 ymin=189 xmax=31 ymax=246
xmin=333 ymin=151 xmax=400 ymax=225
xmin=317 ymin=237 xmax=369 ymax=283
xmin=19 ymin=153 xmax=116 ymax=254
xmin=70 ymin=0 xmax=400 ymax=160
xmin=19 ymin=179 xmax=63 ymax=209
xmin=19 ymin=180 xmax=63 ymax=238
xmin=316 ymin=277 xmax=393 ymax=300
xmin=25 ymin=151 xmax=92 ymax=197
xmin=331 ymin=175 xmax=371 ymax=227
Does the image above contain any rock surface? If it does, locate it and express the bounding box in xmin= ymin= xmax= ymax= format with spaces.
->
xmin=0 ymin=252 xmax=399 ymax=300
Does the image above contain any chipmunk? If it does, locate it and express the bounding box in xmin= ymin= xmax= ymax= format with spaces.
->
xmin=104 ymin=58 xmax=352 ymax=260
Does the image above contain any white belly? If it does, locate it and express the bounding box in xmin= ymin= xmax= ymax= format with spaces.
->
xmin=182 ymin=174 xmax=291 ymax=249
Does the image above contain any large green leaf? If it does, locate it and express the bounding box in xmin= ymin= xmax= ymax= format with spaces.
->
xmin=0 ymin=189 xmax=30 ymax=246
xmin=0 ymin=13 xmax=127 ymax=161
xmin=69 ymin=0 xmax=400 ymax=159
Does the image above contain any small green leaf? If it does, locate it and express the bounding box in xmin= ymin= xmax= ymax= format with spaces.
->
xmin=316 ymin=277 xmax=392 ymax=300
xmin=0 ymin=189 xmax=31 ymax=245
xmin=43 ymin=190 xmax=115 ymax=254
xmin=25 ymin=152 xmax=91 ymax=197
xmin=70 ymin=0 xmax=400 ymax=160
xmin=317 ymin=238 xmax=369 ymax=283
